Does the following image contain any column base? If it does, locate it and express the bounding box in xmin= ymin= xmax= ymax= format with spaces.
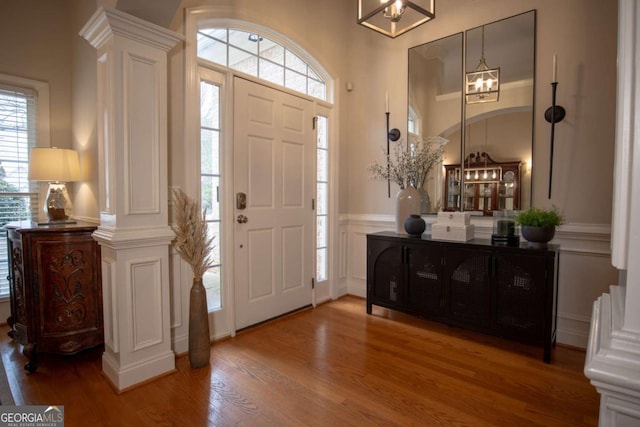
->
xmin=585 ymin=286 xmax=640 ymax=426
xmin=102 ymin=350 xmax=176 ymax=392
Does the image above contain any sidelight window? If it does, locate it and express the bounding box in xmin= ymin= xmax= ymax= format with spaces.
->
xmin=0 ymin=75 xmax=44 ymax=298
xmin=316 ymin=115 xmax=329 ymax=282
xmin=200 ymin=79 xmax=222 ymax=311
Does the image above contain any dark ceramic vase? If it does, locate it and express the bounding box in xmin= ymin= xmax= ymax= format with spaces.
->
xmin=521 ymin=225 xmax=555 ymax=249
xmin=404 ymin=214 xmax=426 ymax=238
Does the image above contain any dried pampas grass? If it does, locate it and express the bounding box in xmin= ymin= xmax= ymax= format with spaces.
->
xmin=172 ymin=188 xmax=215 ymax=279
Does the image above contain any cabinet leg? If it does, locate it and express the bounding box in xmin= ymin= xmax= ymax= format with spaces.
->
xmin=366 ymin=301 xmax=372 ymax=314
xmin=6 ymin=316 xmax=15 ymax=340
xmin=23 ymin=344 xmax=37 ymax=373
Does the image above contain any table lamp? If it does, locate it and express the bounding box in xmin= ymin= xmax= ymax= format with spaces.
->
xmin=28 ymin=147 xmax=81 ymax=223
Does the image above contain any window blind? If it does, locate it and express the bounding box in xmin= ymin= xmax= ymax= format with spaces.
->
xmin=0 ymin=85 xmax=39 ymax=298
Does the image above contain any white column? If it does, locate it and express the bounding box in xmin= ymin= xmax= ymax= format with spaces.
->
xmin=80 ymin=7 xmax=183 ymax=391
xmin=585 ymin=0 xmax=640 ymax=425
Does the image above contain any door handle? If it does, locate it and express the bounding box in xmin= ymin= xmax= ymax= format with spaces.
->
xmin=236 ymin=192 xmax=247 ymax=210
xmin=237 ymin=214 xmax=248 ymax=224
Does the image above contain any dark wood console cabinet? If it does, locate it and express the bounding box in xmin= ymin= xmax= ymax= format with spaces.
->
xmin=5 ymin=222 xmax=104 ymax=372
xmin=367 ymin=232 xmax=558 ymax=362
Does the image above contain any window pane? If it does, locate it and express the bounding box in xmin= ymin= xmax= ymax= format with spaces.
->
xmin=317 ymin=115 xmax=328 ymax=149
xmin=229 ymin=46 xmax=257 ymax=75
xmin=229 ymin=30 xmax=258 ymax=54
xmin=285 ymin=69 xmax=306 ymax=94
xmin=197 ymin=34 xmax=227 ymax=66
xmin=200 ymin=82 xmax=219 ymax=129
xmin=199 ymin=28 xmax=227 ymax=42
xmin=308 ymin=68 xmax=320 ymax=80
xmin=316 ymin=248 xmax=327 ymax=282
xmin=204 ymin=266 xmax=222 ymax=310
xmin=201 ymin=175 xmax=220 ymax=221
xmin=260 ymin=38 xmax=284 ymax=65
xmin=317 ymin=182 xmax=328 ymax=215
xmin=285 ymin=50 xmax=306 ymax=74
xmin=200 ymin=129 xmax=219 ymax=175
xmin=316 ymin=216 xmax=327 ymax=248
xmin=207 ymin=221 xmax=220 ymax=265
xmin=203 ymin=222 xmax=221 ymax=308
xmin=259 ymin=59 xmax=284 ymax=86
xmin=308 ymin=79 xmax=326 ymax=100
xmin=317 ymin=149 xmax=328 ymax=182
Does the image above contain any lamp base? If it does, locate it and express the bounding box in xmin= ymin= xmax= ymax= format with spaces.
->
xmin=47 ymin=207 xmax=67 ymax=221
xmin=44 ymin=182 xmax=74 ymax=223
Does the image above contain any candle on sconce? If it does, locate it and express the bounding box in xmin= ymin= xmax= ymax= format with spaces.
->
xmin=385 ymin=91 xmax=389 ymax=113
xmin=552 ymin=54 xmax=557 ymax=82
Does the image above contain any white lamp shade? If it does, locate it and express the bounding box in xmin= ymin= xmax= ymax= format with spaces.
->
xmin=28 ymin=147 xmax=81 ymax=182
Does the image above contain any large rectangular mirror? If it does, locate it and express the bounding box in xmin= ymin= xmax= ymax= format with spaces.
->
xmin=408 ymin=10 xmax=535 ymax=215
xmin=408 ymin=32 xmax=463 ymax=213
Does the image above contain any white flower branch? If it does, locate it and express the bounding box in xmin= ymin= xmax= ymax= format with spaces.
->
xmin=368 ymin=137 xmax=446 ymax=190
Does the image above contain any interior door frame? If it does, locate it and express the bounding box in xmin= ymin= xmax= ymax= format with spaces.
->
xmin=183 ymin=7 xmax=338 ymax=344
xmin=184 ymin=67 xmax=337 ymax=339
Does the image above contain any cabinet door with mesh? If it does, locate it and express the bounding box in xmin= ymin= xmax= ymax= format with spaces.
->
xmin=493 ymin=252 xmax=547 ymax=341
xmin=406 ymin=243 xmax=443 ymax=318
xmin=367 ymin=238 xmax=404 ymax=310
xmin=443 ymin=246 xmax=491 ymax=328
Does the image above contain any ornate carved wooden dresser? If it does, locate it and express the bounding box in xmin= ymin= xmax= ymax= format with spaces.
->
xmin=5 ymin=221 xmax=103 ymax=372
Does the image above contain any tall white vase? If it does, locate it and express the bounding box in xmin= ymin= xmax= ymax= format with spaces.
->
xmin=396 ymin=186 xmax=421 ymax=234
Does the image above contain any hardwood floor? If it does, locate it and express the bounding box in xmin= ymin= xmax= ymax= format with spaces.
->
xmin=1 ymin=296 xmax=598 ymax=426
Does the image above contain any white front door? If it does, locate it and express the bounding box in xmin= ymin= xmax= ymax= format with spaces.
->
xmin=233 ymin=77 xmax=314 ymax=330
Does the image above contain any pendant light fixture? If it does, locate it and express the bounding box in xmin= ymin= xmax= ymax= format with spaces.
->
xmin=466 ymin=25 xmax=500 ymax=104
xmin=357 ymin=0 xmax=435 ymax=39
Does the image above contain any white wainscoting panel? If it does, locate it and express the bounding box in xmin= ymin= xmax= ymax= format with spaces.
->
xmin=130 ymin=258 xmax=164 ymax=351
xmin=101 ymin=256 xmax=117 ymax=352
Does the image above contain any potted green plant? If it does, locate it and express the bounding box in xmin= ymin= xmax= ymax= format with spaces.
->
xmin=515 ymin=206 xmax=564 ymax=249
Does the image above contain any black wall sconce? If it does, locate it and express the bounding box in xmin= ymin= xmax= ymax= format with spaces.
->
xmin=545 ymin=55 xmax=566 ymax=199
xmin=386 ymin=110 xmax=401 ymax=197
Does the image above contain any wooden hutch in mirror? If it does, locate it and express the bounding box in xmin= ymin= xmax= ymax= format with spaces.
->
xmin=444 ymin=152 xmax=521 ymax=216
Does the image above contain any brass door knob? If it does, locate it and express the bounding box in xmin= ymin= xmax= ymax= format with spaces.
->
xmin=236 ymin=214 xmax=248 ymax=224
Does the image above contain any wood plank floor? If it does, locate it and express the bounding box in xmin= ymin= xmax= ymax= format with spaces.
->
xmin=1 ymin=296 xmax=598 ymax=426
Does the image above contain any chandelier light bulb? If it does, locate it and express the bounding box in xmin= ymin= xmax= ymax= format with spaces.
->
xmin=382 ymin=0 xmax=405 ymax=22
xmin=474 ymin=171 xmax=479 ymax=180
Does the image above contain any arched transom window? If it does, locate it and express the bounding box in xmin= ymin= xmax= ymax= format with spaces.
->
xmin=197 ymin=28 xmax=327 ymax=100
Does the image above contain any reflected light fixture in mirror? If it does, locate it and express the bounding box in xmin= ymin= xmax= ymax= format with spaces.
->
xmin=465 ymin=25 xmax=500 ymax=103
xmin=28 ymin=147 xmax=81 ymax=224
xmin=357 ymin=0 xmax=435 ymax=38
